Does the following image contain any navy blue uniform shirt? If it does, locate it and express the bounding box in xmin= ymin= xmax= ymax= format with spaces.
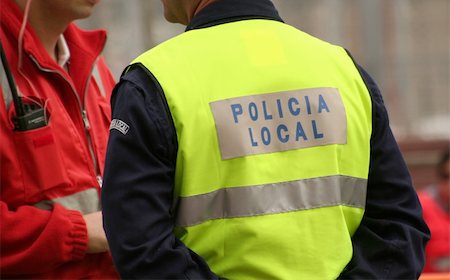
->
xmin=102 ymin=0 xmax=430 ymax=279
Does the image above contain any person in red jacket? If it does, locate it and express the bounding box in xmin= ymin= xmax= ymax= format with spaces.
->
xmin=0 ymin=0 xmax=119 ymax=278
xmin=419 ymin=148 xmax=450 ymax=273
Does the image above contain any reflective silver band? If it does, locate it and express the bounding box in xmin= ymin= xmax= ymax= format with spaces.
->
xmin=0 ymin=55 xmax=13 ymax=110
xmin=34 ymin=188 xmax=101 ymax=214
xmin=92 ymin=63 xmax=106 ymax=97
xmin=175 ymin=175 xmax=367 ymax=227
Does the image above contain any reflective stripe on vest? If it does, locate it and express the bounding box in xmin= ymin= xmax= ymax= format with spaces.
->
xmin=34 ymin=188 xmax=100 ymax=214
xmin=176 ymin=175 xmax=367 ymax=227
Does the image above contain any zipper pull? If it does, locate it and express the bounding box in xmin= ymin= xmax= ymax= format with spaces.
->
xmin=97 ymin=176 xmax=103 ymax=188
xmin=82 ymin=110 xmax=91 ymax=129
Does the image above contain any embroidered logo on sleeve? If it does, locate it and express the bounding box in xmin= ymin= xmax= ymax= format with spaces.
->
xmin=110 ymin=119 xmax=130 ymax=135
xmin=210 ymin=87 xmax=347 ymax=160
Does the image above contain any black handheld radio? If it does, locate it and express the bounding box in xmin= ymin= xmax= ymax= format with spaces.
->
xmin=0 ymin=41 xmax=46 ymax=131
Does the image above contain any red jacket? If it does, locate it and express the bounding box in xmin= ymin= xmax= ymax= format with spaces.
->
xmin=0 ymin=0 xmax=118 ymax=278
xmin=419 ymin=190 xmax=450 ymax=273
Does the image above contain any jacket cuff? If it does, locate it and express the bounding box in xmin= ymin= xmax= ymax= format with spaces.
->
xmin=66 ymin=209 xmax=88 ymax=261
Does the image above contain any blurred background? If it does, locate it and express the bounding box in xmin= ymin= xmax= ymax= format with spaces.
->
xmin=78 ymin=0 xmax=450 ymax=189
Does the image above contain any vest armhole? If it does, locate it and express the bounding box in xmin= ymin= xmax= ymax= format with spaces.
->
xmin=125 ymin=62 xmax=179 ymax=159
xmin=344 ymin=49 xmax=377 ymax=143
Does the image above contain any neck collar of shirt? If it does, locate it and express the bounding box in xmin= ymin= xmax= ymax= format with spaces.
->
xmin=186 ymin=0 xmax=284 ymax=31
xmin=56 ymin=35 xmax=70 ymax=68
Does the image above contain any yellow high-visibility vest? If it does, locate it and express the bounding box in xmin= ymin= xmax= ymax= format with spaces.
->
xmin=133 ymin=19 xmax=372 ymax=280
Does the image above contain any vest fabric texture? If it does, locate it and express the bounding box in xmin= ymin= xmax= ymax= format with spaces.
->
xmin=133 ymin=19 xmax=372 ymax=280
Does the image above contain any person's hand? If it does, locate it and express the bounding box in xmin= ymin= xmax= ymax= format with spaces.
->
xmin=83 ymin=211 xmax=109 ymax=253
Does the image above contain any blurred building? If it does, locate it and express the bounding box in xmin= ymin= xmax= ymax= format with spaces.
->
xmin=79 ymin=0 xmax=449 ymax=189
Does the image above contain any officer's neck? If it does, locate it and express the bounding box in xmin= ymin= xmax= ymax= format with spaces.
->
xmin=15 ymin=0 xmax=70 ymax=63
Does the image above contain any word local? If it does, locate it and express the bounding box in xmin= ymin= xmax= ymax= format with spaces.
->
xmin=230 ymin=94 xmax=331 ymax=147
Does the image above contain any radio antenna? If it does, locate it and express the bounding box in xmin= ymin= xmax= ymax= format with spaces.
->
xmin=0 ymin=40 xmax=25 ymax=117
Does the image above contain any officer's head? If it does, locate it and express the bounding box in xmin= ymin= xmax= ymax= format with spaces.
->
xmin=160 ymin=0 xmax=217 ymax=25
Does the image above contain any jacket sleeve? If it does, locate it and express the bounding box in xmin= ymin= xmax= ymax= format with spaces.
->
xmin=102 ymin=66 xmax=221 ymax=279
xmin=0 ymin=82 xmax=89 ymax=276
xmin=0 ymin=201 xmax=88 ymax=275
xmin=339 ymin=65 xmax=430 ymax=279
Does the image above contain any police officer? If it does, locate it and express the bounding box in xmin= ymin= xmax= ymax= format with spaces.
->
xmin=102 ymin=0 xmax=430 ymax=279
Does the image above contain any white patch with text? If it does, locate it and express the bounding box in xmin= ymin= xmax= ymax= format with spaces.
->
xmin=110 ymin=119 xmax=130 ymax=135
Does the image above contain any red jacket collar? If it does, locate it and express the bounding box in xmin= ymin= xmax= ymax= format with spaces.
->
xmin=0 ymin=0 xmax=107 ymax=72
xmin=1 ymin=0 xmax=108 ymax=95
